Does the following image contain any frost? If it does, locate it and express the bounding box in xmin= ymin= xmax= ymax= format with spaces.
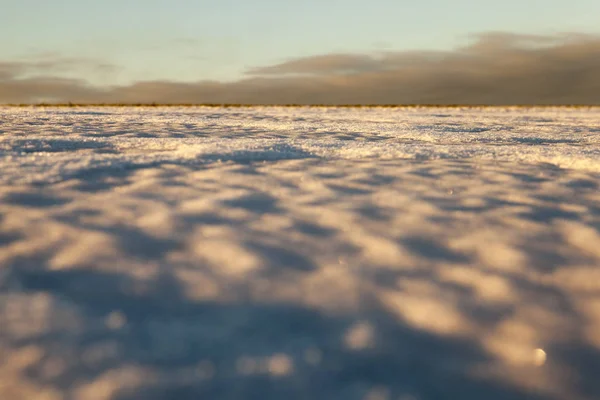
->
xmin=0 ymin=106 xmax=599 ymax=400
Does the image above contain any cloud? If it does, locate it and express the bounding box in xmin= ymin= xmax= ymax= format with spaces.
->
xmin=0 ymin=75 xmax=103 ymax=104
xmin=246 ymin=54 xmax=385 ymax=76
xmin=2 ymin=32 xmax=600 ymax=104
xmin=1 ymin=55 xmax=118 ymax=78
xmin=0 ymin=56 xmax=120 ymax=103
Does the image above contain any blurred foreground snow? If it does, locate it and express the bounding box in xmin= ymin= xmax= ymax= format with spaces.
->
xmin=1 ymin=106 xmax=600 ymax=400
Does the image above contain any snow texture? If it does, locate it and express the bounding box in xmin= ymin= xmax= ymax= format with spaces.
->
xmin=1 ymin=106 xmax=600 ymax=400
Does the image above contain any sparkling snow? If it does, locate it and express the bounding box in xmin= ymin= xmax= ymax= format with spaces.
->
xmin=1 ymin=106 xmax=600 ymax=400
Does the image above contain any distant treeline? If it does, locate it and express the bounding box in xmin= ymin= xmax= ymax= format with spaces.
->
xmin=1 ymin=103 xmax=599 ymax=108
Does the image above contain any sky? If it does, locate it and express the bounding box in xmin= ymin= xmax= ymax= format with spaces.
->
xmin=1 ymin=0 xmax=600 ymax=103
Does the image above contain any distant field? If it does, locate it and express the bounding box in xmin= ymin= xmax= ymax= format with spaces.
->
xmin=1 ymin=106 xmax=599 ymax=400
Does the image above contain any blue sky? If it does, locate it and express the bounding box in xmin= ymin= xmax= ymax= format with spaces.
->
xmin=2 ymin=0 xmax=600 ymax=85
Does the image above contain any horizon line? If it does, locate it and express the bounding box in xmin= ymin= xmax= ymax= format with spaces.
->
xmin=2 ymin=103 xmax=600 ymax=108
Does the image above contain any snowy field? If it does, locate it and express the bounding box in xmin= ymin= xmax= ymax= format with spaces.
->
xmin=1 ymin=106 xmax=600 ymax=400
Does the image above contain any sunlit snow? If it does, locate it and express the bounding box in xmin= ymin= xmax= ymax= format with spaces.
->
xmin=1 ymin=106 xmax=599 ymax=400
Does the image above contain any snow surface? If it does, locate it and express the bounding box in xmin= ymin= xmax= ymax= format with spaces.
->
xmin=1 ymin=106 xmax=600 ymax=400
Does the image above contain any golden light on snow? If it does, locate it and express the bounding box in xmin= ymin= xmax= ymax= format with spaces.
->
xmin=236 ymin=354 xmax=294 ymax=376
xmin=267 ymin=353 xmax=294 ymax=376
xmin=40 ymin=357 xmax=67 ymax=380
xmin=2 ymin=107 xmax=600 ymax=400
xmin=379 ymin=289 xmax=471 ymax=336
xmin=344 ymin=321 xmax=375 ymax=350
xmin=105 ymin=311 xmax=127 ymax=330
xmin=534 ymin=348 xmax=547 ymax=366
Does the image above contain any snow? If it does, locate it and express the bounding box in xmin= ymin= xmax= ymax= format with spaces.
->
xmin=1 ymin=106 xmax=600 ymax=400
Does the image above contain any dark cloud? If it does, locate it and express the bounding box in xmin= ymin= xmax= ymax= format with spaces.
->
xmin=246 ymin=54 xmax=384 ymax=75
xmin=0 ymin=75 xmax=105 ymax=104
xmin=0 ymin=57 xmax=119 ymax=103
xmin=0 ymin=63 xmax=21 ymax=81
xmin=2 ymin=32 xmax=600 ymax=104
